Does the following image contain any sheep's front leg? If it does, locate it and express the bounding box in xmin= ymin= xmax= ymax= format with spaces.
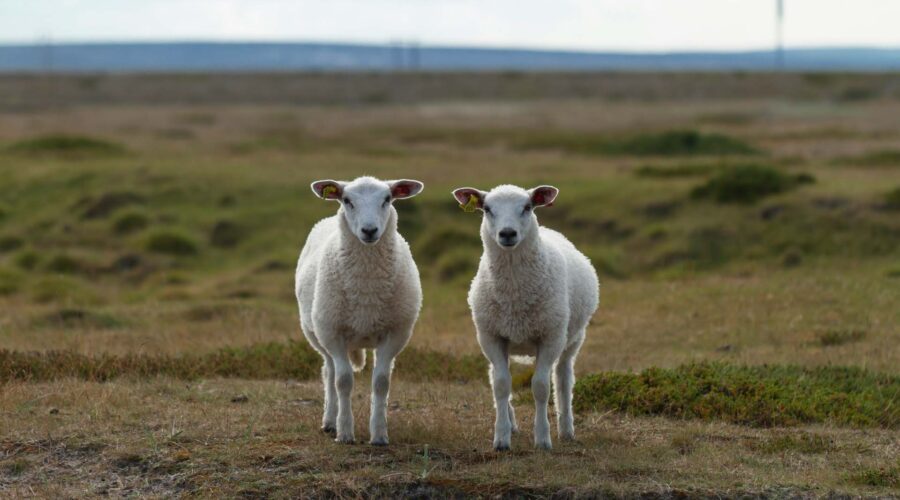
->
xmin=479 ymin=333 xmax=512 ymax=451
xmin=533 ymin=337 xmax=565 ymax=450
xmin=369 ymin=331 xmax=409 ymax=446
xmin=321 ymin=356 xmax=338 ymax=434
xmin=321 ymin=336 xmax=355 ymax=444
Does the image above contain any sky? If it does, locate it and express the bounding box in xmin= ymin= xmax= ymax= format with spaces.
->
xmin=2 ymin=0 xmax=899 ymax=52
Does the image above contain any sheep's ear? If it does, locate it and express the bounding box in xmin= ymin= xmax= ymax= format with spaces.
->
xmin=529 ymin=185 xmax=559 ymax=208
xmin=389 ymin=179 xmax=424 ymax=200
xmin=311 ymin=180 xmax=344 ymax=200
xmin=452 ymin=187 xmax=485 ymax=212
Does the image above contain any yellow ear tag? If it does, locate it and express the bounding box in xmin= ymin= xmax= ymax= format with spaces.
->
xmin=461 ymin=194 xmax=479 ymax=213
xmin=322 ymin=185 xmax=337 ymax=199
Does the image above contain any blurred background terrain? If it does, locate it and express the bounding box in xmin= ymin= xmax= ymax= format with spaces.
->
xmin=1 ymin=0 xmax=899 ymax=496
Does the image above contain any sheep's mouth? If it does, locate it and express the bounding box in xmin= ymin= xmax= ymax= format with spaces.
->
xmin=498 ymin=239 xmax=518 ymax=248
xmin=360 ymin=236 xmax=380 ymax=245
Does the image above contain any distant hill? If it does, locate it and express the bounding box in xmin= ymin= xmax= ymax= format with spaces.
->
xmin=0 ymin=42 xmax=899 ymax=72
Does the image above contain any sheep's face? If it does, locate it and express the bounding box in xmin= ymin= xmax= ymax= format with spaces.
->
xmin=312 ymin=177 xmax=423 ymax=245
xmin=452 ymin=185 xmax=558 ymax=250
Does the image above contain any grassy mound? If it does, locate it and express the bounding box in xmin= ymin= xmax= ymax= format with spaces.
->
xmin=691 ymin=164 xmax=814 ymax=204
xmin=0 ymin=342 xmax=487 ymax=384
xmin=573 ymin=362 xmax=900 ymax=428
xmin=112 ymin=211 xmax=150 ymax=235
xmin=6 ymin=134 xmax=125 ymax=157
xmin=144 ymin=230 xmax=199 ymax=256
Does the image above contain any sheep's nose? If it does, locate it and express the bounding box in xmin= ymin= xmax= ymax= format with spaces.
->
xmin=361 ymin=226 xmax=378 ymax=239
xmin=498 ymin=228 xmax=518 ymax=246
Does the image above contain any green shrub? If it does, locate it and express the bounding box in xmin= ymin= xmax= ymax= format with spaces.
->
xmin=515 ymin=129 xmax=756 ymax=157
xmin=38 ymin=308 xmax=124 ymax=329
xmin=209 ymin=220 xmax=244 ymax=248
xmin=573 ymin=362 xmax=900 ymax=428
xmin=7 ymin=134 xmax=125 ymax=157
xmin=44 ymin=254 xmax=84 ymax=274
xmin=0 ymin=268 xmax=22 ymax=296
xmin=145 ymin=230 xmax=199 ymax=256
xmin=434 ymin=247 xmax=478 ymax=282
xmin=0 ymin=235 xmax=24 ymax=252
xmin=634 ymin=163 xmax=716 ymax=178
xmin=112 ymin=210 xmax=150 ymax=235
xmin=847 ymin=466 xmax=900 ymax=487
xmin=616 ymin=130 xmax=757 ymax=156
xmin=691 ymin=164 xmax=814 ymax=204
xmin=82 ymin=191 xmax=144 ymax=219
xmin=414 ymin=226 xmax=480 ymax=263
xmin=14 ymin=250 xmax=40 ymax=270
xmin=885 ymin=187 xmax=900 ymax=210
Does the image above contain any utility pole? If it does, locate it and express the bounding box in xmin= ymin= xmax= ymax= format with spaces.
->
xmin=776 ymin=0 xmax=785 ymax=70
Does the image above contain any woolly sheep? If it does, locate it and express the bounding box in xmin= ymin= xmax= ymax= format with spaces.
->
xmin=296 ymin=176 xmax=424 ymax=445
xmin=452 ymin=184 xmax=600 ymax=450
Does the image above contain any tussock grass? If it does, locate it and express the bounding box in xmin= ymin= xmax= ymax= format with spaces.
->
xmin=817 ymin=329 xmax=867 ymax=347
xmin=112 ymin=210 xmax=150 ymax=235
xmin=691 ymin=164 xmax=814 ymax=204
xmin=6 ymin=134 xmax=125 ymax=157
xmin=573 ymin=362 xmax=900 ymax=428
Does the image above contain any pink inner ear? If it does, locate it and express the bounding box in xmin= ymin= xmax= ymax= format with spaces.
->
xmin=532 ymin=189 xmax=550 ymax=205
xmin=454 ymin=189 xmax=480 ymax=206
xmin=392 ymin=183 xmax=412 ymax=198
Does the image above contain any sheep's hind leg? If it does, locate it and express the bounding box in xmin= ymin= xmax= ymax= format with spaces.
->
xmin=369 ymin=331 xmax=409 ymax=446
xmin=508 ymin=400 xmax=519 ymax=434
xmin=479 ymin=333 xmax=512 ymax=451
xmin=533 ymin=337 xmax=566 ymax=450
xmin=553 ymin=333 xmax=583 ymax=441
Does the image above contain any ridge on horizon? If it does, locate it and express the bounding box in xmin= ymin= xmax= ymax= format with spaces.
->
xmin=1 ymin=41 xmax=898 ymax=71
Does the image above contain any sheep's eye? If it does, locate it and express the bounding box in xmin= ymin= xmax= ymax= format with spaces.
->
xmin=383 ymin=195 xmax=391 ymax=206
xmin=483 ymin=205 xmax=492 ymax=215
xmin=523 ymin=204 xmax=532 ymax=214
xmin=343 ymin=198 xmax=354 ymax=209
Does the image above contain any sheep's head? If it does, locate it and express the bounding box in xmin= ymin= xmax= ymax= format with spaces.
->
xmin=452 ymin=184 xmax=558 ymax=250
xmin=312 ymin=177 xmax=423 ymax=245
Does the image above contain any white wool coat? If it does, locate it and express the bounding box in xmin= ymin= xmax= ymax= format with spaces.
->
xmin=468 ymin=222 xmax=599 ymax=354
xmin=295 ymin=206 xmax=422 ymax=360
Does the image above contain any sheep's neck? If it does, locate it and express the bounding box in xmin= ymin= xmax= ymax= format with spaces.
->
xmin=483 ymin=226 xmax=545 ymax=275
xmin=336 ymin=211 xmax=398 ymax=268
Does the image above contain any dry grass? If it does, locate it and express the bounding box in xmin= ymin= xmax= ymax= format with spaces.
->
xmin=1 ymin=378 xmax=899 ymax=497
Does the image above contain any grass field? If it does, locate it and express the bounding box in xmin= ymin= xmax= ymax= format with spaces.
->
xmin=0 ymin=73 xmax=899 ymax=497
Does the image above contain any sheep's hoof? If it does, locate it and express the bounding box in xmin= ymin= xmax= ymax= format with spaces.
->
xmin=493 ymin=443 xmax=510 ymax=452
xmin=559 ymin=432 xmax=576 ymax=442
xmin=334 ymin=435 xmax=355 ymax=444
xmin=534 ymin=441 xmax=552 ymax=451
xmin=369 ymin=438 xmax=389 ymax=447
xmin=321 ymin=425 xmax=336 ymax=435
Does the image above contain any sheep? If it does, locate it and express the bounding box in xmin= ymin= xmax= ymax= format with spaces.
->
xmin=452 ymin=184 xmax=600 ymax=451
xmin=296 ymin=176 xmax=424 ymax=445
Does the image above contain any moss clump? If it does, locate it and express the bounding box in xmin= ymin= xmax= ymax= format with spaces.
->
xmin=691 ymin=165 xmax=814 ymax=204
xmin=145 ymin=230 xmax=199 ymax=256
xmin=112 ymin=210 xmax=150 ymax=235
xmin=573 ymin=362 xmax=900 ymax=428
xmin=7 ymin=134 xmax=125 ymax=157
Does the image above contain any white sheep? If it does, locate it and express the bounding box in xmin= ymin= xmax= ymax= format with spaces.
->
xmin=296 ymin=176 xmax=424 ymax=445
xmin=452 ymin=184 xmax=600 ymax=450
